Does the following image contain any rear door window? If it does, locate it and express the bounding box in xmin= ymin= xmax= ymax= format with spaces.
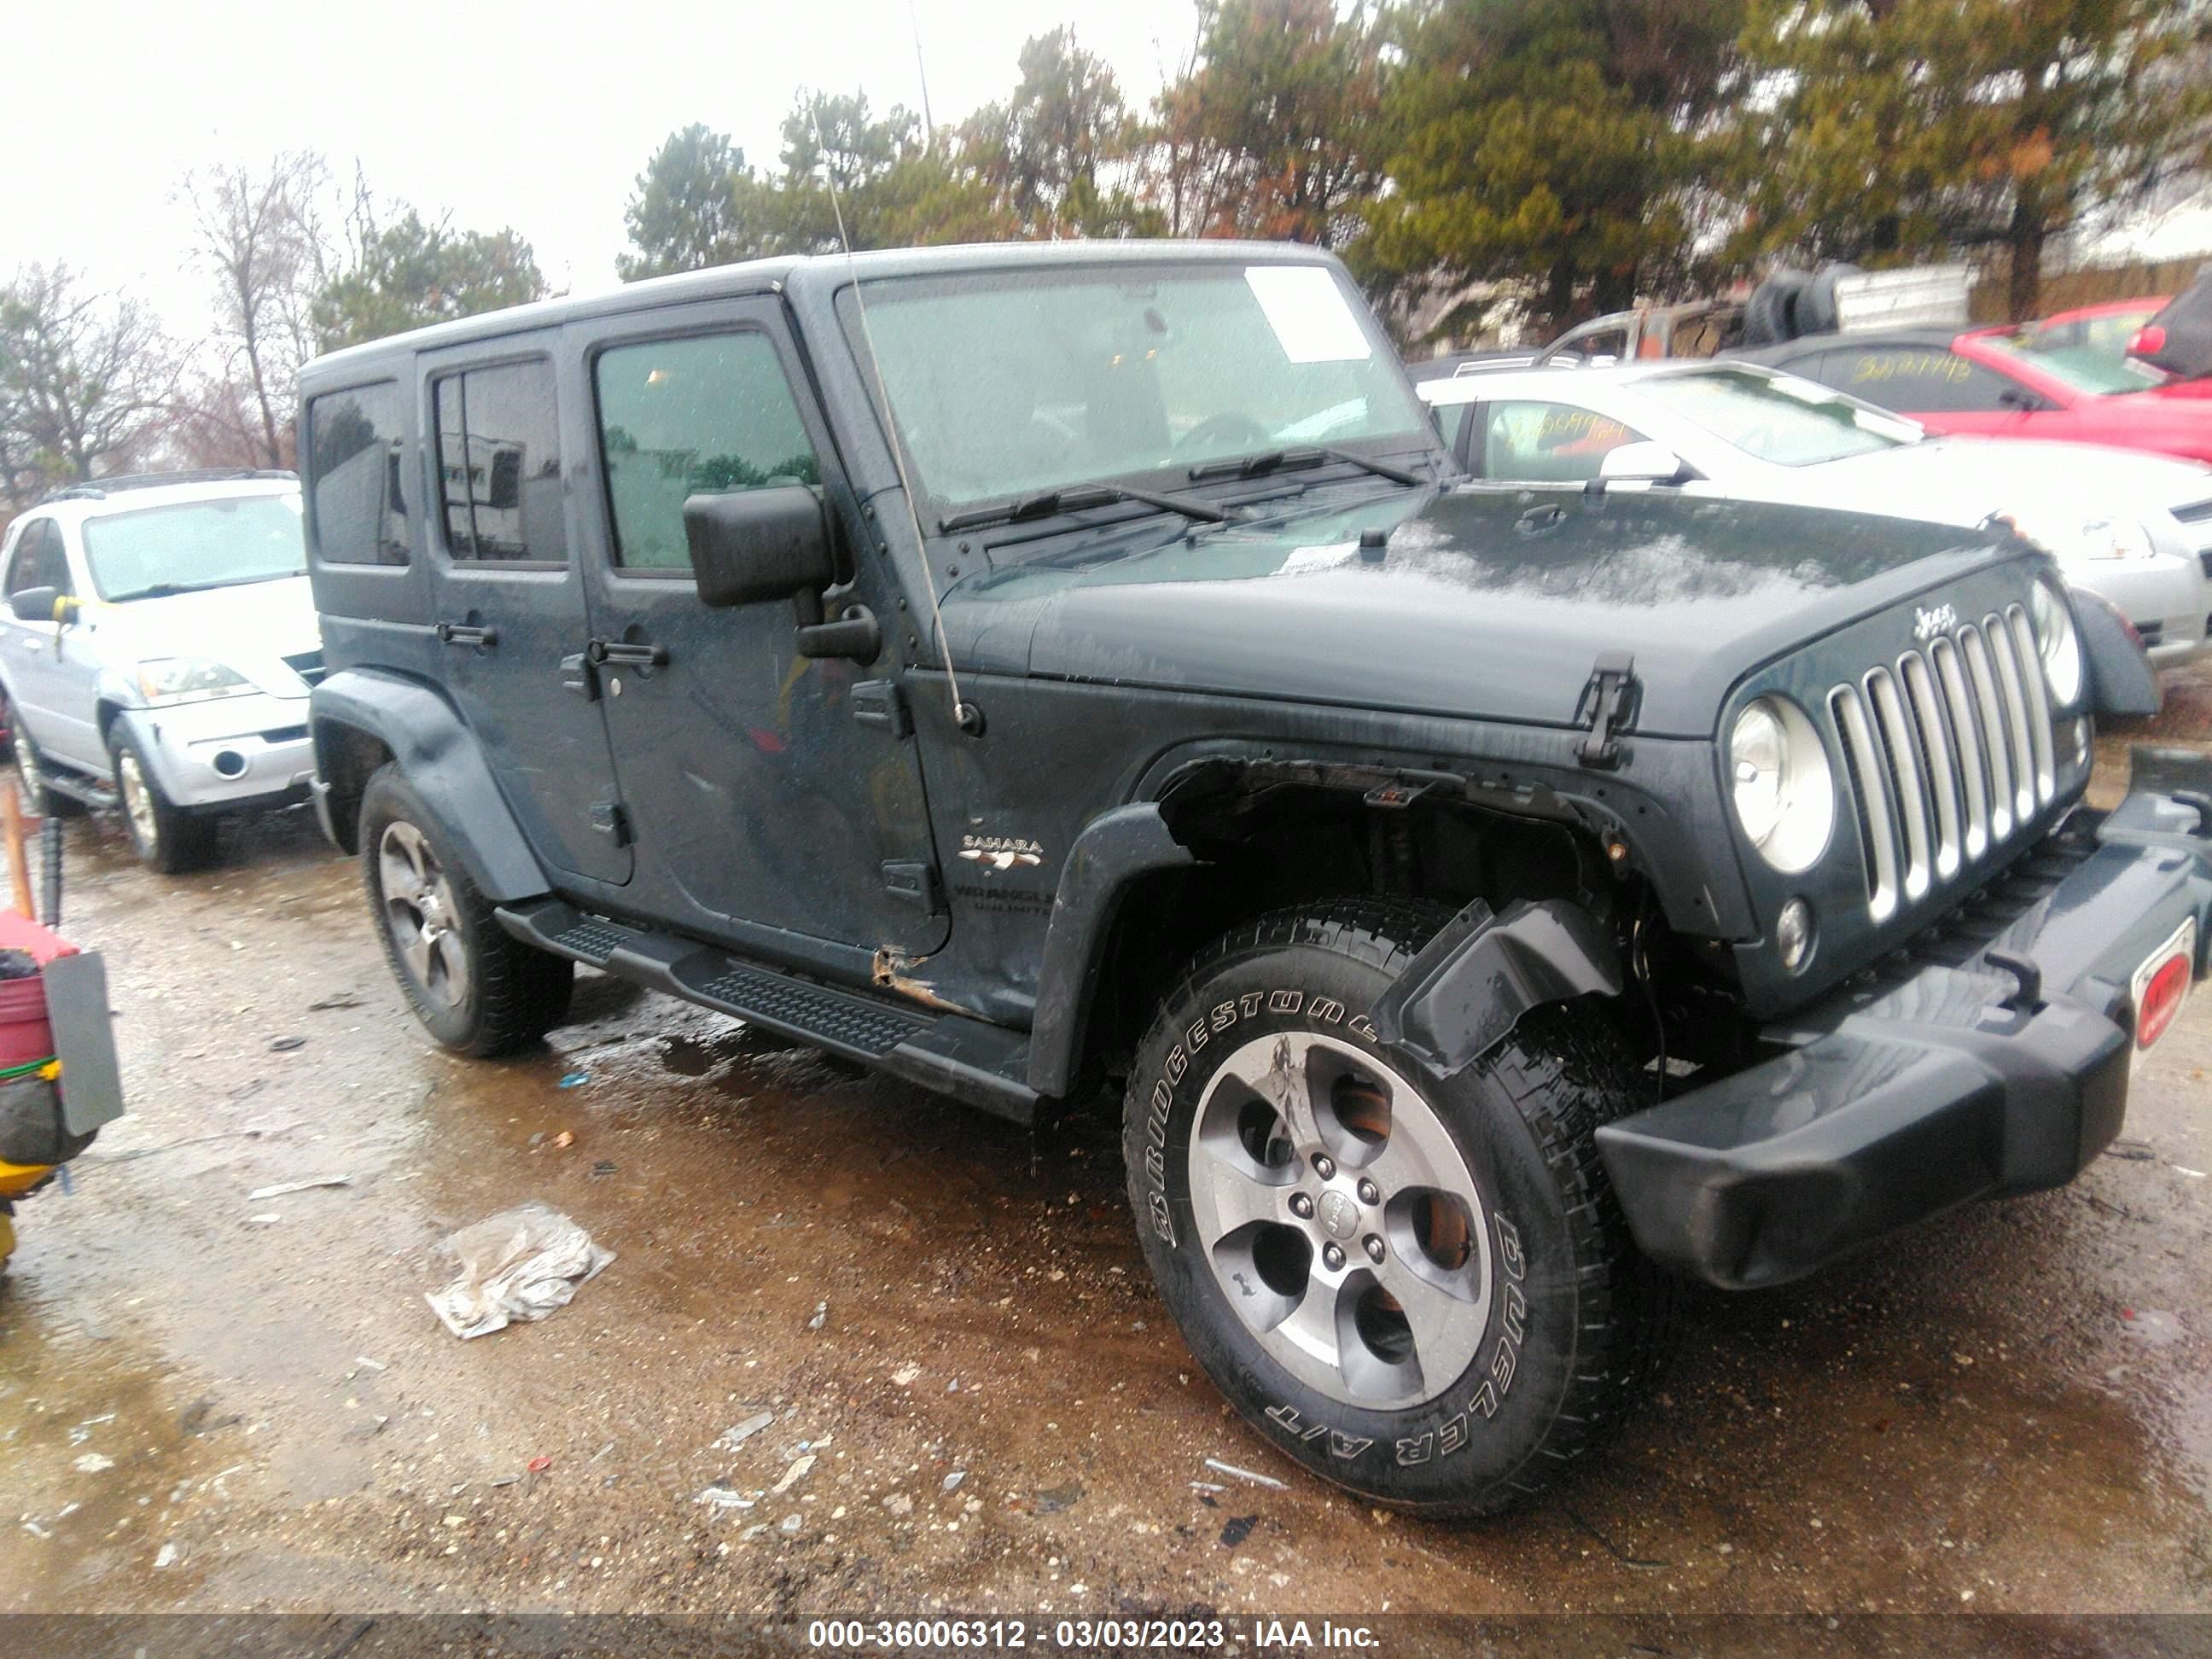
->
xmin=1833 ymin=346 xmax=2012 ymax=412
xmin=434 ymin=359 xmax=566 ymax=565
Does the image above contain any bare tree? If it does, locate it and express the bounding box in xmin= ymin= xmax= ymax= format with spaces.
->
xmin=183 ymin=150 xmax=332 ymax=469
xmin=0 ymin=263 xmax=175 ymax=506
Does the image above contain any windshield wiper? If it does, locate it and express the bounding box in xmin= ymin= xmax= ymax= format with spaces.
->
xmin=941 ymin=480 xmax=1231 ymax=533
xmin=107 ymin=570 xmax=302 ymax=602
xmin=1187 ymin=445 xmax=1424 ymax=488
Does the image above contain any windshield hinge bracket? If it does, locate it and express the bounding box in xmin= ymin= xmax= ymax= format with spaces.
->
xmin=882 ymin=860 xmax=942 ymax=912
xmin=1575 ymin=652 xmax=1638 ymax=771
xmin=852 ymin=679 xmax=911 ymax=737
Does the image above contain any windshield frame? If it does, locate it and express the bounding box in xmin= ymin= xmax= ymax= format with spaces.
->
xmin=79 ymin=491 xmax=307 ymax=602
xmin=834 ymin=258 xmax=1442 ymax=531
xmin=1632 ymin=364 xmax=1926 ymax=468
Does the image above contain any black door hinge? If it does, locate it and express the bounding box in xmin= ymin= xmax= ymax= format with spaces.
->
xmin=589 ymin=800 xmax=633 ymax=847
xmin=852 ymin=679 xmax=911 ymax=737
xmin=1576 ymin=651 xmax=1637 ymax=770
xmin=882 ymin=860 xmax=941 ymax=911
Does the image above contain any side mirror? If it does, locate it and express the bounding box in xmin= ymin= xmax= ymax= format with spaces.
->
xmin=8 ymin=586 xmax=60 ymax=624
xmin=1597 ymin=441 xmax=1693 ymax=486
xmin=683 ymin=486 xmax=834 ymax=608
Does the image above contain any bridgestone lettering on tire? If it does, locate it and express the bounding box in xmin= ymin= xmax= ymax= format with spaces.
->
xmin=1122 ymin=899 xmax=1675 ymax=1516
xmin=359 ymin=765 xmax=572 ymax=1057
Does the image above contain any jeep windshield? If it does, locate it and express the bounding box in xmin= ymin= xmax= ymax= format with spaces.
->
xmin=850 ymin=262 xmax=1434 ymax=526
xmin=84 ymin=494 xmax=306 ymax=602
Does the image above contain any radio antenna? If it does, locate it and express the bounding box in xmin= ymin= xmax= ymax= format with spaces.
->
xmin=808 ymin=100 xmax=977 ymax=735
xmin=908 ymin=0 xmax=936 ymax=143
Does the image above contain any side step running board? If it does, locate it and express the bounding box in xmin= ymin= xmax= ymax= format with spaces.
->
xmin=494 ymin=899 xmax=1040 ymax=1124
xmin=40 ymin=771 xmax=121 ymax=812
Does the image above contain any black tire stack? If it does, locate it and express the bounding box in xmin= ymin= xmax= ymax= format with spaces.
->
xmin=1738 ymin=261 xmax=1861 ymax=346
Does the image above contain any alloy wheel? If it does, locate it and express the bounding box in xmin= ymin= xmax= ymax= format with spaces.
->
xmin=15 ymin=737 xmax=44 ymax=810
xmin=1186 ymin=1031 xmax=1493 ymax=1411
xmin=378 ymin=820 xmax=471 ymax=1010
xmin=114 ymin=748 xmax=158 ymax=853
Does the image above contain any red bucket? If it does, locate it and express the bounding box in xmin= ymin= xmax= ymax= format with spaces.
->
xmin=0 ymin=911 xmax=76 ymax=1071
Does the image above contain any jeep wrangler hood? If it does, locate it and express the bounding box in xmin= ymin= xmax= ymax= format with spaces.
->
xmin=952 ymin=487 xmax=2023 ymax=737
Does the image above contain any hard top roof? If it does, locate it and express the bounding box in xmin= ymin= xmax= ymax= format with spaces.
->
xmin=300 ymin=237 xmax=1344 ymax=392
xmin=1732 ymin=324 xmax=1969 ymax=363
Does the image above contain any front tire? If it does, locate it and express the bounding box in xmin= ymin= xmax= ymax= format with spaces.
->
xmin=359 ymin=765 xmax=571 ymax=1057
xmin=110 ymin=726 xmax=218 ymax=872
xmin=1122 ymin=899 xmax=1674 ymax=1517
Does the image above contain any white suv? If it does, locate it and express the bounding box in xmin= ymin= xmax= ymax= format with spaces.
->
xmin=0 ymin=471 xmax=323 ymax=871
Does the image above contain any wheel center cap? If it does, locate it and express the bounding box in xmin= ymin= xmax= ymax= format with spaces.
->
xmin=1316 ymin=1189 xmax=1359 ymax=1241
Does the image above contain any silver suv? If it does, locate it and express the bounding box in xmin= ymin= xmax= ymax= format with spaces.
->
xmin=0 ymin=471 xmax=323 ymax=871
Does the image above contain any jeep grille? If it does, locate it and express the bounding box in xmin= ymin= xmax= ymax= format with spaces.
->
xmin=1828 ymin=605 xmax=2056 ymax=923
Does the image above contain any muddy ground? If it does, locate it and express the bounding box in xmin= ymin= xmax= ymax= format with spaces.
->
xmin=5 ymin=673 xmax=2212 ymax=1633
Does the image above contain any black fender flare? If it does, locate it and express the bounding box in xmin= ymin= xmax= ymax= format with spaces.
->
xmin=1369 ymin=897 xmax=1623 ymax=1079
xmin=2072 ymin=586 xmax=2162 ymax=719
xmin=309 ymin=668 xmax=550 ymax=903
xmin=1027 ymin=803 xmax=1196 ymax=1098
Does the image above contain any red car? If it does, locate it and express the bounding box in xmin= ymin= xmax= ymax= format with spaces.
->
xmin=1735 ymin=322 xmax=2212 ymax=463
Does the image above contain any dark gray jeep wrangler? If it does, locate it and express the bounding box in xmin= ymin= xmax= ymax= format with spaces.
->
xmin=300 ymin=241 xmax=2212 ymax=1516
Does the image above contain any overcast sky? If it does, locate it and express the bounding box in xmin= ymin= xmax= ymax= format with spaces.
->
xmin=4 ymin=0 xmax=1205 ymax=336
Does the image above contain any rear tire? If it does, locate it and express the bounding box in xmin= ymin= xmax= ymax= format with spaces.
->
xmin=110 ymin=726 xmax=218 ymax=872
xmin=1122 ymin=899 xmax=1674 ymax=1517
xmin=359 ymin=764 xmax=571 ymax=1057
xmin=12 ymin=722 xmax=84 ymax=819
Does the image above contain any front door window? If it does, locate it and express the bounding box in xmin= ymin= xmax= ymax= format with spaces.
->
xmin=1480 ymin=401 xmax=1648 ymax=483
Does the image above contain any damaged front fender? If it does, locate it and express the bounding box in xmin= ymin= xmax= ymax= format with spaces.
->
xmin=1369 ymin=899 xmax=1623 ymax=1079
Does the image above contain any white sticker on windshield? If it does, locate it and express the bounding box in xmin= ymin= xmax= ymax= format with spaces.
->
xmin=1245 ymin=266 xmax=1373 ymax=364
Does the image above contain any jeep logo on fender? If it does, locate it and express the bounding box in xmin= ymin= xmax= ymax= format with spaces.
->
xmin=1913 ymin=602 xmax=1959 ymax=642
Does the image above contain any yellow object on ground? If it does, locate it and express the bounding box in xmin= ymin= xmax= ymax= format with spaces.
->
xmin=0 ymin=1208 xmax=14 ymax=1270
xmin=0 ymin=1156 xmax=55 ymax=1199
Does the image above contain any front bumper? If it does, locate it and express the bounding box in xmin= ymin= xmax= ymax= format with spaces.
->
xmin=123 ymin=694 xmax=315 ymax=812
xmin=1598 ymin=750 xmax=2212 ymax=1289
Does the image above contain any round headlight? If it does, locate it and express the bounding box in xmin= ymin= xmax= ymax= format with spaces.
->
xmin=1729 ymin=696 xmax=1835 ymax=874
xmin=2031 ymin=579 xmax=2083 ymax=707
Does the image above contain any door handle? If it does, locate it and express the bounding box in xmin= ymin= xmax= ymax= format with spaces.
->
xmin=588 ymin=638 xmax=668 ymax=667
xmin=435 ymin=620 xmax=499 ymax=647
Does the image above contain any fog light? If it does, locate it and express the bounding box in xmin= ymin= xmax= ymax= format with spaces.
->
xmin=211 ymin=749 xmax=247 ymax=778
xmin=1777 ymin=899 xmax=1814 ymax=973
